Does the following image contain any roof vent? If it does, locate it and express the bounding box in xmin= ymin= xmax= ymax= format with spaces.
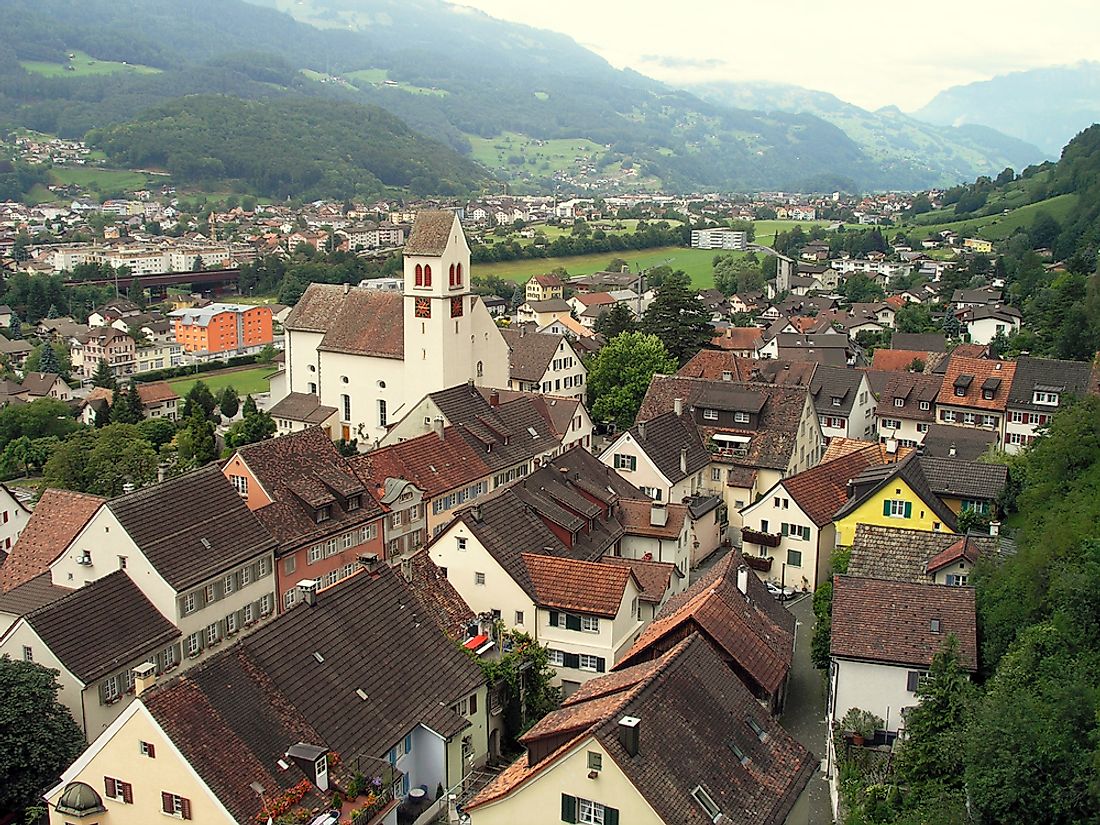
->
xmin=618 ymin=715 xmax=641 ymax=757
xmin=312 ymin=651 xmax=325 ymax=664
xmin=200 ymin=538 xmax=211 ymax=549
xmin=356 ymin=688 xmax=369 ymax=701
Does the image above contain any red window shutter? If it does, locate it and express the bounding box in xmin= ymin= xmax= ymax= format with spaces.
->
xmin=162 ymin=792 xmax=173 ymax=814
xmin=105 ymin=777 xmax=116 ymax=798
xmin=148 ymin=742 xmax=156 ymax=758
xmin=180 ymin=797 xmax=192 ymax=820
xmin=457 ymin=263 xmax=463 ymax=285
xmin=122 ymin=782 xmax=133 ymax=804
xmin=424 ymin=265 xmax=432 ymax=286
xmin=449 ymin=264 xmax=455 ymax=287
xmin=469 ymin=693 xmax=477 ymax=714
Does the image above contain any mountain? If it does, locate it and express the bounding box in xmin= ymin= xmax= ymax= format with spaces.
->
xmin=913 ymin=62 xmax=1100 ymax=157
xmin=687 ymin=81 xmax=1045 ymax=190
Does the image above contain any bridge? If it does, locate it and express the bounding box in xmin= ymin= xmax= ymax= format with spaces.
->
xmin=62 ymin=268 xmax=242 ymax=296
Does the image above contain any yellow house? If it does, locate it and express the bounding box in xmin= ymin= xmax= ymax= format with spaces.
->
xmin=465 ymin=633 xmax=814 ymax=825
xmin=833 ymin=455 xmax=957 ymax=546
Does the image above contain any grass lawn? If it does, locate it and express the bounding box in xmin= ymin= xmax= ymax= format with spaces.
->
xmin=168 ymin=366 xmax=278 ymax=399
xmin=50 ymin=166 xmax=158 ymax=192
xmin=474 ymin=246 xmax=733 ymax=289
xmin=467 ymin=132 xmax=609 ymax=175
xmin=20 ymin=50 xmax=160 ymax=78
xmin=896 ymin=194 xmax=1078 ymax=242
xmin=752 ymin=219 xmax=834 ymax=247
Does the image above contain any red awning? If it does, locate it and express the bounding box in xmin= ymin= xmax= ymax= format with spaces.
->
xmin=463 ymin=634 xmax=489 ymax=651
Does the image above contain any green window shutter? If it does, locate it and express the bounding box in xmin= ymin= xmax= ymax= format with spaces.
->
xmin=781 ymin=523 xmax=789 ymax=536
xmin=883 ymin=499 xmax=891 ymax=517
xmin=604 ymin=806 xmax=619 ymax=825
xmin=904 ymin=501 xmax=912 ymax=518
xmin=561 ymin=794 xmax=577 ymax=823
xmin=549 ymin=610 xmax=559 ymax=627
xmin=565 ymin=652 xmax=580 ymax=669
xmin=565 ymin=613 xmax=582 ymax=631
xmin=596 ymin=657 xmax=606 ymax=673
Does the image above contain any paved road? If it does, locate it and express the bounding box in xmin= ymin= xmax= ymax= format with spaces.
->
xmin=780 ymin=594 xmax=833 ymax=824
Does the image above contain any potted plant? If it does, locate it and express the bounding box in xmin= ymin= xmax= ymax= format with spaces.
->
xmin=840 ymin=707 xmax=883 ymax=747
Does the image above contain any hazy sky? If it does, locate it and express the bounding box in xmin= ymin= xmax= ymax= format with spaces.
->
xmin=452 ymin=0 xmax=1100 ymax=110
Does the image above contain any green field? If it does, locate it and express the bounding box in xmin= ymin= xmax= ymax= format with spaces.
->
xmin=897 ymin=194 xmax=1078 ymax=242
xmin=751 ymin=219 xmax=835 ymax=247
xmin=467 ymin=132 xmax=610 ymax=175
xmin=338 ymin=68 xmax=448 ymax=96
xmin=20 ymin=50 xmax=160 ymax=78
xmin=167 ymin=366 xmax=278 ymax=399
xmin=474 ymin=246 xmax=741 ymax=289
xmin=50 ymin=166 xmax=160 ymax=192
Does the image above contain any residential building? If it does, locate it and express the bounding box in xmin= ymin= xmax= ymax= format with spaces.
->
xmin=1005 ymin=355 xmax=1095 ymax=452
xmin=0 ymin=482 xmax=31 ymax=556
xmin=917 ymin=456 xmax=1007 ymax=517
xmin=829 ymin=575 xmax=977 ymax=734
xmin=221 ymin=427 xmax=386 ymax=612
xmin=810 ymin=365 xmax=876 ymax=442
xmin=614 ymin=498 xmax=693 ymax=578
xmin=280 ymin=212 xmax=510 ymax=442
xmin=599 ymin=411 xmax=711 ymax=504
xmin=377 ymin=478 xmax=428 ymax=563
xmin=741 ymin=442 xmax=906 ymax=592
xmin=168 ymin=303 xmax=273 ymax=357
xmin=465 ymin=634 xmax=813 ymax=825
xmin=935 ymin=356 xmax=1016 ymax=442
xmin=72 ymin=327 xmax=136 ymax=381
xmin=847 ymin=524 xmax=1013 ymax=587
xmin=690 ymin=227 xmax=747 ymax=249
xmin=20 ymin=371 xmax=71 ymax=401
xmin=875 ymin=372 xmax=944 ymax=447
xmin=616 ymin=552 xmax=796 ymax=714
xmin=956 ymin=304 xmax=1022 ymax=345
xmin=46 ymin=566 xmax=488 ymax=825
xmin=135 ymin=382 xmax=179 ymax=420
xmin=500 ymin=329 xmax=587 ymax=398
xmin=133 ymin=341 xmax=183 ymax=374
xmin=516 ymin=298 xmax=572 ymax=327
xmin=600 ymin=556 xmax=684 ymax=622
xmin=525 ymin=274 xmax=565 ymax=303
xmin=267 ymin=392 xmax=339 ymax=436
xmin=919 ymin=423 xmax=998 ymax=461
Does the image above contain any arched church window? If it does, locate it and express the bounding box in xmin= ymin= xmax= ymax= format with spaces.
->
xmin=449 ymin=263 xmax=456 ymax=288
xmin=424 ymin=265 xmax=432 ymax=287
xmin=456 ymin=263 xmax=463 ymax=286
xmin=477 ymin=361 xmax=484 ymax=378
xmin=415 ymin=264 xmax=423 ymax=287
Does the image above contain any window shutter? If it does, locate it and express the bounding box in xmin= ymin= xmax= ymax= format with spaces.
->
xmin=565 ymin=653 xmax=580 ymax=669
xmin=470 ymin=693 xmax=478 ymax=714
xmin=561 ymin=794 xmax=577 ymax=823
xmin=180 ymin=797 xmax=192 ymax=820
xmin=565 ymin=613 xmax=582 ymax=631
xmin=781 ymin=523 xmax=789 ymax=536
xmin=162 ymin=792 xmax=173 ymax=814
xmin=596 ymin=657 xmax=606 ymax=673
xmin=122 ymin=782 xmax=133 ymax=804
xmin=148 ymin=743 xmax=156 ymax=758
xmin=105 ymin=777 xmax=116 ymax=798
xmin=882 ymin=499 xmax=891 ymax=516
xmin=549 ymin=610 xmax=559 ymax=627
xmin=604 ymin=806 xmax=620 ymax=825
xmin=904 ymin=501 xmax=912 ymax=519
xmin=906 ymin=671 xmax=919 ymax=692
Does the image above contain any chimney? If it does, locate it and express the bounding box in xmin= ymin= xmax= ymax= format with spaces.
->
xmin=133 ymin=662 xmax=156 ymax=697
xmin=673 ymin=397 xmax=683 ymax=415
xmin=948 ymin=443 xmax=957 ymax=457
xmin=680 ymin=447 xmax=688 ymax=475
xmin=357 ymin=553 xmax=382 ymax=577
xmin=650 ymin=502 xmax=668 ymax=527
xmin=343 ymin=282 xmax=351 ymax=294
xmin=470 ymin=504 xmax=483 ymax=523
xmin=297 ymin=579 xmax=319 ymax=606
xmin=489 ymin=390 xmax=499 ymax=407
xmin=618 ymin=715 xmax=640 ymax=757
xmin=433 ymin=417 xmax=445 ymax=440
xmin=638 ymin=421 xmax=647 ymax=441
xmin=736 ymin=564 xmax=749 ymax=595
xmin=989 ymin=520 xmax=1001 ymax=536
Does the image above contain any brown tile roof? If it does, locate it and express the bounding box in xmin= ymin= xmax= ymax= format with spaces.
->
xmin=468 ymin=634 xmax=813 ymax=825
xmin=406 ymin=550 xmax=475 ymax=640
xmin=234 ymin=427 xmax=382 ymax=549
xmin=24 ymin=570 xmax=179 ymax=683
xmin=601 ymin=556 xmax=680 ymax=603
xmin=780 ymin=445 xmax=900 ymax=526
xmin=821 ymin=437 xmax=899 ymax=463
xmin=20 ymin=371 xmax=62 ymax=396
xmin=0 ymin=489 xmax=103 ymax=593
xmin=0 ymin=572 xmax=71 ymax=617
xmin=871 ymin=349 xmax=946 ymax=373
xmin=267 ymin=392 xmax=338 ymax=424
xmin=617 ymin=498 xmax=687 ymax=540
xmin=876 ymin=372 xmax=944 ymax=421
xmin=617 ymin=551 xmax=794 ymax=698
xmin=833 ymin=453 xmax=959 ymax=531
xmin=626 ymin=411 xmax=710 ymax=484
xmin=678 ymin=352 xmax=815 ymax=386
xmin=107 ymin=466 xmax=277 ymax=590
xmin=319 ymin=288 xmax=404 ymax=359
xmin=831 ymin=575 xmax=977 ymax=671
xmin=523 ymin=553 xmax=636 ymax=617
xmin=135 ymin=381 xmax=178 ymax=405
xmin=352 ymin=426 xmax=492 ymax=498
xmin=847 ymin=523 xmax=1010 ymax=584
xmin=499 ymin=329 xmax=568 ymax=383
xmin=936 ymin=355 xmax=1015 ymax=412
xmin=477 ymin=388 xmax=581 ymax=438
xmin=708 ymin=327 xmax=765 ymax=352
xmin=926 ymin=536 xmax=982 ymax=572
xmin=403 ymin=210 xmax=458 ymax=256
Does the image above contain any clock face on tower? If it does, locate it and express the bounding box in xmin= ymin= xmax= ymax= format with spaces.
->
xmin=415 ymin=297 xmax=431 ymax=318
xmin=450 ymin=296 xmax=464 ymax=318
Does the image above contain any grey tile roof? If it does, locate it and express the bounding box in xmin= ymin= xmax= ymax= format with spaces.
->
xmin=0 ymin=572 xmax=71 ymax=618
xmin=403 ymin=210 xmax=458 ymax=256
xmin=918 ymin=456 xmax=1007 ymax=501
xmin=920 ymin=424 xmax=998 ymax=461
xmin=1007 ymin=355 xmax=1095 ymax=412
xmin=892 ymin=333 xmax=947 ymax=352
xmin=810 ymin=365 xmax=865 ymax=416
xmin=629 ymin=411 xmax=710 ymax=485
xmin=876 ymin=372 xmax=944 ymax=422
xmin=847 ymin=523 xmax=1009 ymax=584
xmin=107 ymin=466 xmax=277 ymax=591
xmin=25 ymin=570 xmax=179 ymax=683
xmin=267 ymin=393 xmax=338 ymax=424
xmin=500 ymin=329 xmax=568 ymax=382
xmin=833 ymin=454 xmax=958 ymax=531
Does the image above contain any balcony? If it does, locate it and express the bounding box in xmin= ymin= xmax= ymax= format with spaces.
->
xmin=741 ymin=527 xmax=781 ymax=548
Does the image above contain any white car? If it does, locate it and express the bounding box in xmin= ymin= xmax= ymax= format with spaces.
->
xmin=765 ymin=581 xmax=797 ymax=601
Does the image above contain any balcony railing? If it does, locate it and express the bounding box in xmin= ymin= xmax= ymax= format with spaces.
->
xmin=741 ymin=527 xmax=781 ymax=548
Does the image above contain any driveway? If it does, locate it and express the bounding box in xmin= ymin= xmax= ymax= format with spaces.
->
xmin=780 ymin=593 xmax=833 ymax=824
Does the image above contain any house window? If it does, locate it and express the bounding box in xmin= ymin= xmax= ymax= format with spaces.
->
xmin=347 ymin=495 xmax=361 ymax=511
xmin=230 ymin=475 xmax=248 ymax=497
xmin=258 ymin=557 xmax=270 ymax=577
xmin=587 ymin=751 xmax=603 ymax=771
xmin=734 ymin=411 xmax=750 ymax=424
xmin=260 ymin=594 xmax=273 ymax=615
xmin=227 ymin=611 xmax=239 ymax=634
xmin=284 ymin=556 xmax=297 ymax=575
xmin=954 ymin=386 xmax=965 ymax=397
xmin=243 ymin=604 xmax=255 ymax=624
xmin=711 ymin=467 xmax=721 ymax=481
xmin=941 ymin=410 xmax=956 ymax=423
xmin=515 ymin=610 xmax=524 ymax=625
xmin=786 ymin=549 xmax=803 ymax=567
xmin=475 ymin=572 xmax=486 ymax=586
xmin=946 ymin=573 xmax=969 ymax=586
xmin=103 ymin=675 xmax=121 ymax=703
xmin=457 ymin=536 xmax=467 ymax=551
xmin=21 ymin=645 xmax=32 ymax=662
xmin=1033 ymin=391 xmax=1059 ymax=406
xmin=886 ymin=499 xmax=911 ymax=518
xmin=183 ymin=593 xmax=196 ymax=615
xmin=315 ymin=506 xmax=331 ymax=524
xmin=378 ymin=399 xmax=387 ymax=427
xmin=140 ymin=741 xmax=156 ymax=758
xmin=104 ymin=777 xmax=132 ymax=803
xmin=578 ymin=797 xmax=606 ymax=824
xmin=692 ymin=786 xmax=721 ymax=819
xmin=612 ymin=454 xmax=636 ymax=472
xmin=205 ymin=623 xmax=219 ymax=647
xmin=640 ymin=486 xmax=662 ymax=501
xmin=782 ymin=523 xmax=810 ymax=541
xmin=204 ymin=584 xmax=216 ymax=603
xmin=881 ymin=419 xmax=900 ymax=430
xmin=578 ymin=654 xmax=601 ymax=672
xmin=581 ymin=616 xmax=600 ymax=632
xmin=161 ymin=793 xmax=192 ymax=820
xmin=548 ymin=649 xmax=565 ymax=666
xmin=703 ymin=408 xmax=719 ymax=421
xmin=309 ymin=544 xmax=324 ymax=564
xmin=919 ymin=401 xmax=930 ymax=411
xmin=223 ymin=574 xmax=234 ymax=595
xmin=342 ymin=394 xmax=351 ymax=422
xmin=894 ymin=397 xmax=904 ymax=407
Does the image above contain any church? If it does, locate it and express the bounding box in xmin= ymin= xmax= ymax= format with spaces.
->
xmin=280 ymin=211 xmax=510 ymax=443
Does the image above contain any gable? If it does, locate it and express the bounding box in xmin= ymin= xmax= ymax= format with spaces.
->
xmin=600 ymin=432 xmax=672 ymax=488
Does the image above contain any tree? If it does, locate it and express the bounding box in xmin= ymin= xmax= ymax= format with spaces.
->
xmin=111 ymin=382 xmax=144 ymax=425
xmin=593 ymin=303 xmax=636 ymax=339
xmin=182 ymin=382 xmax=217 ymax=421
xmin=45 ymin=304 xmax=59 ymax=319
xmin=472 ymin=631 xmax=560 ymax=747
xmin=91 ymin=359 xmax=116 ymax=389
xmin=7 ymin=313 xmax=22 ymax=340
xmin=587 ymin=332 xmax=676 ymax=430
xmin=175 ymin=417 xmax=217 ymax=468
xmin=242 ymin=394 xmax=258 ymax=418
xmin=894 ymin=304 xmax=937 ymax=334
xmin=839 ymin=273 xmax=885 ymax=304
xmin=225 ymin=408 xmax=276 ymax=449
xmin=28 ymin=342 xmax=63 ymax=377
xmin=11 ymin=230 xmax=31 ymax=263
xmin=277 ymin=273 xmax=305 ymax=306
xmin=0 ymin=657 xmax=85 ymax=814
xmin=219 ymin=386 xmax=240 ymax=419
xmin=41 ymin=425 xmax=159 ymax=496
xmin=714 ymin=254 xmax=765 ymax=296
xmin=640 ymin=270 xmax=712 ymax=365
xmin=137 ymin=417 xmax=177 ymax=451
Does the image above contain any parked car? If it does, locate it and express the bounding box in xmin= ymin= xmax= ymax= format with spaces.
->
xmin=765 ymin=581 xmax=797 ymax=601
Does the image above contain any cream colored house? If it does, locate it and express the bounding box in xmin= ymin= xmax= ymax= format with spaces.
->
xmin=599 ymin=411 xmax=711 ymax=504
xmin=0 ymin=482 xmax=29 ymax=554
xmin=280 ymin=211 xmax=509 ymax=444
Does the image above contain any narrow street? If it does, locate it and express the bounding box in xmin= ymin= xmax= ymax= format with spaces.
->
xmin=780 ymin=594 xmax=833 ymax=824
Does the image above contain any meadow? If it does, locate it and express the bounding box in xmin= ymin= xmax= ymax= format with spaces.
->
xmin=19 ymin=50 xmax=160 ymax=78
xmin=167 ymin=366 xmax=278 ymax=398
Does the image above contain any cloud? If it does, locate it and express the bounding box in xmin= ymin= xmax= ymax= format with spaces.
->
xmin=640 ymin=54 xmax=726 ymax=71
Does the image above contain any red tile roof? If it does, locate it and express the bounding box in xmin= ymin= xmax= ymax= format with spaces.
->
xmin=780 ymin=444 xmax=903 ymax=526
xmin=926 ymin=536 xmax=982 ymax=573
xmin=0 ymin=490 xmax=104 ymax=592
xmin=936 ymin=355 xmax=1016 ymax=412
xmin=871 ymin=349 xmax=944 ymax=373
xmin=136 ymin=381 xmax=179 ymax=405
xmin=831 ymin=575 xmax=977 ymax=670
xmin=522 ymin=553 xmax=636 ymax=618
xmin=616 ymin=498 xmax=687 ymax=539
xmin=601 ymin=556 xmax=680 ymax=603
xmin=352 ymin=427 xmax=491 ymax=498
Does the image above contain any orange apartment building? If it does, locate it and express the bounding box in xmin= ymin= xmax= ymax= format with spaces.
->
xmin=169 ymin=303 xmax=273 ymax=357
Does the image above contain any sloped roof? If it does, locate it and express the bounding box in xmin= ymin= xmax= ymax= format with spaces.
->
xmin=936 ymin=355 xmax=1016 ymax=412
xmin=107 ymin=466 xmax=277 ymax=590
xmin=500 ymin=329 xmax=568 ymax=382
xmin=847 ymin=523 xmax=1010 ymax=584
xmin=24 ymin=570 xmax=179 ymax=683
xmin=918 ymin=456 xmax=1007 ymax=500
xmin=467 ymin=634 xmax=813 ymax=825
xmin=831 ymin=575 xmax=977 ymax=671
xmin=920 ymin=423 xmax=998 ymax=460
xmin=832 ymin=453 xmax=959 ymax=531
xmin=0 ymin=572 xmax=71 ymax=618
xmin=285 ymin=284 xmax=405 ymax=360
xmin=892 ymin=333 xmax=947 ymax=352
xmin=875 ymin=371 xmax=943 ymax=421
xmin=403 ymin=210 xmax=458 ymax=256
xmin=617 ymin=498 xmax=687 ymax=539
xmin=135 ymin=381 xmax=178 ymax=405
xmin=268 ymin=392 xmax=338 ymax=424
xmin=780 ymin=445 xmax=901 ymax=527
xmin=0 ymin=489 xmax=104 ymax=593
xmin=600 ymin=556 xmax=680 ymax=603
xmin=406 ymin=550 xmax=474 ymax=640
xmin=523 ymin=554 xmax=636 ymax=618
xmin=926 ymin=536 xmax=983 ymax=573
xmin=20 ymin=372 xmax=62 ymax=396
xmin=353 ymin=427 xmax=492 ymax=498
xmin=871 ymin=349 xmax=945 ymax=373
xmin=627 ymin=411 xmax=710 ymax=485
xmin=1007 ymin=355 xmax=1095 ymax=411
xmin=809 ymin=365 xmax=866 ymax=416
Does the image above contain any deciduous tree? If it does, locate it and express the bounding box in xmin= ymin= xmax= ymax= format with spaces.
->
xmin=587 ymin=332 xmax=676 ymax=430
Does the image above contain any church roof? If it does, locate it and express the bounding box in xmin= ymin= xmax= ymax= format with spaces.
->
xmin=403 ymin=211 xmax=458 ymax=256
xmin=286 ymin=285 xmax=405 ymax=360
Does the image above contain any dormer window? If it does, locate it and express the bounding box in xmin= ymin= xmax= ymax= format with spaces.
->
xmin=347 ymin=495 xmax=361 ymax=512
xmin=919 ymin=401 xmax=930 ymax=411
xmin=832 ymin=397 xmax=842 ymax=407
xmin=315 ymin=506 xmax=331 ymax=524
xmin=982 ymin=389 xmax=994 ymax=400
xmin=702 ymin=408 xmax=719 ymax=421
xmin=1033 ymin=390 xmax=1060 ymax=406
xmin=894 ymin=398 xmax=904 ymax=407
xmin=734 ymin=411 xmax=750 ymax=424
